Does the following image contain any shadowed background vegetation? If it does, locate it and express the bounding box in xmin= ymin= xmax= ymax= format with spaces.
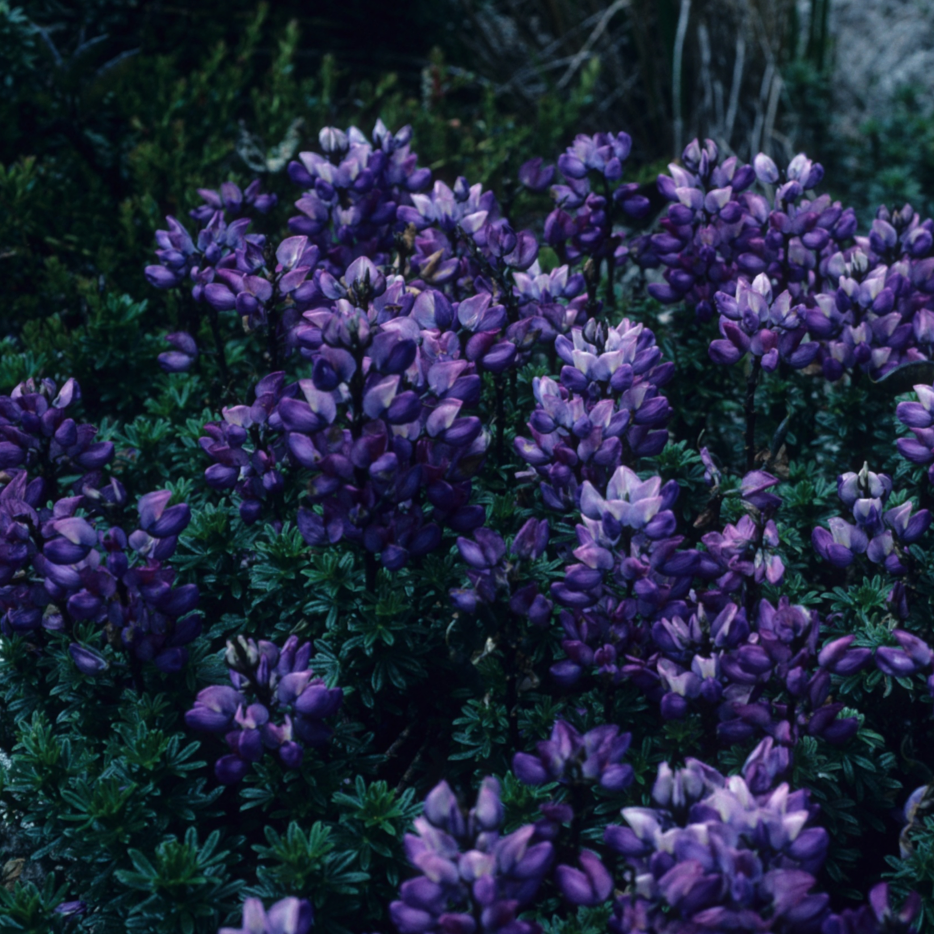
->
xmin=4 ymin=0 xmax=934 ymax=355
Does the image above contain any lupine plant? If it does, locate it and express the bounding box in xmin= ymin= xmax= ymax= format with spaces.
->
xmin=5 ymin=112 xmax=934 ymax=934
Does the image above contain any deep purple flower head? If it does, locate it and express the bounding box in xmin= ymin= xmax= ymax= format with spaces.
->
xmin=710 ymin=274 xmax=816 ymax=371
xmin=0 ymin=378 xmax=113 ymax=481
xmin=607 ymin=752 xmax=831 ymax=932
xmin=0 ymin=465 xmax=199 ymax=674
xmin=814 ymin=463 xmax=929 ymax=584
xmin=191 ymin=179 xmax=277 ymax=224
xmin=554 ymin=849 xmax=614 ymax=907
xmin=897 ymin=382 xmax=934 ymax=483
xmin=451 ymin=519 xmax=552 ymax=628
xmin=513 ymin=720 xmax=633 ymax=792
xmin=158 ymin=331 xmax=199 ymax=373
xmin=202 ymin=272 xmax=490 ymax=567
xmin=515 ymin=316 xmax=673 ymax=513
xmin=518 ymin=157 xmax=555 ymax=193
xmin=740 ymin=470 xmax=782 ymax=511
xmin=187 ymin=635 xmax=342 ymax=783
xmin=545 ymin=131 xmax=639 ymax=264
xmin=392 ymin=777 xmax=553 ymax=934
xmin=219 ymin=897 xmax=313 ymax=934
xmin=822 ymin=884 xmax=920 ymax=934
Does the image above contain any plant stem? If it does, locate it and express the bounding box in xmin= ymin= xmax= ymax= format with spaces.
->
xmin=207 ymin=305 xmax=230 ymax=389
xmin=605 ymin=255 xmax=616 ymax=311
xmin=568 ymin=783 xmax=588 ymax=854
xmin=495 ymin=376 xmax=506 ymax=465
xmin=365 ymin=552 xmax=378 ymax=594
xmin=503 ymin=618 xmax=521 ymax=753
xmin=744 ymin=357 xmax=762 ymax=473
xmin=266 ymin=304 xmax=280 ymax=371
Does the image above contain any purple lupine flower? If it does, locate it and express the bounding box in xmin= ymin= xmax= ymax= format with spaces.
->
xmin=219 ymin=897 xmax=313 ymax=934
xmin=739 ymin=470 xmax=782 ymax=510
xmin=512 ymin=720 xmax=633 ymax=792
xmin=191 ymin=179 xmax=277 ymax=224
xmin=391 ymin=777 xmax=553 ymax=934
xmin=514 ymin=317 xmax=673 ymax=513
xmin=289 ymin=121 xmax=431 ymax=276
xmin=450 ymin=519 xmax=552 ymax=629
xmin=702 ymin=511 xmax=784 ymax=591
xmin=0 ymin=456 xmax=199 ymax=675
xmin=158 ymin=331 xmax=199 ymax=373
xmin=606 ymin=752 xmax=831 ymax=933
xmin=640 ymin=138 xmax=756 ymax=319
xmin=710 ymin=274 xmax=817 ymax=371
xmin=186 ymin=635 xmax=342 ymax=783
xmin=554 ymin=849 xmax=613 ymax=907
xmin=876 ymin=630 xmax=934 ymax=679
xmin=202 ymin=271 xmax=491 ymax=568
xmin=814 ymin=463 xmax=930 ymax=599
xmin=822 ymin=883 xmax=920 ymax=934
xmin=69 ymin=644 xmax=108 ymax=675
xmin=817 ymin=635 xmax=873 ymax=675
xmin=0 ymin=378 xmax=113 ymax=481
xmin=638 ymin=140 xmax=858 ymax=330
xmin=544 ymin=131 xmax=638 ymax=267
xmin=897 ymin=382 xmax=934 ymax=481
xmin=518 ymin=157 xmax=555 ymax=193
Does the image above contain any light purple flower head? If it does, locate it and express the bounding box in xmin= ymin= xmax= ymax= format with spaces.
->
xmin=513 ymin=720 xmax=633 ymax=792
xmin=219 ymin=897 xmax=313 ymax=934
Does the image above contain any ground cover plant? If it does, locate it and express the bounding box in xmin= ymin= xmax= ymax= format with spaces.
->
xmin=6 ymin=8 xmax=934 ymax=934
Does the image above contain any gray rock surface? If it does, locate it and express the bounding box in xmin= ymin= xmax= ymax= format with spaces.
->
xmin=831 ymin=0 xmax=934 ymax=121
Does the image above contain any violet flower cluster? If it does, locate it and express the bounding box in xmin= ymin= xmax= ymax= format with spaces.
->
xmin=812 ymin=463 xmax=930 ymax=575
xmin=513 ymin=316 xmax=673 ymax=513
xmin=288 ymin=121 xmax=545 ymax=360
xmin=390 ymin=777 xmax=553 ymax=934
xmin=148 ymin=122 xmax=674 ymax=403
xmin=802 ymin=247 xmax=926 ymax=381
xmin=545 ymin=457 xmax=696 ymax=622
xmin=508 ymin=720 xmax=630 ymax=909
xmin=512 ymin=719 xmax=633 ymax=794
xmin=1 ymin=474 xmax=200 ymax=675
xmin=449 ymin=518 xmax=551 ymax=627
xmin=0 ymin=377 xmax=113 ymax=481
xmin=289 ymin=122 xmax=430 ymax=272
xmin=55 ymin=487 xmax=198 ymax=675
xmin=637 ymin=142 xmax=853 ymax=315
xmin=387 ymin=726 xmax=921 ymax=932
xmin=399 ymin=169 xmax=541 ymax=305
xmin=129 ymin=122 xmax=934 ymax=932
xmin=186 ymin=634 xmax=342 ymax=783
xmin=709 ymin=273 xmax=817 ymax=371
xmin=896 ymin=380 xmax=934 ymax=480
xmin=532 ymin=132 xmax=648 ymax=271
xmin=145 ymin=179 xmax=278 ymax=368
xmin=546 ymin=463 xmax=873 ymax=774
xmin=639 ymin=138 xmax=934 ymax=381
xmin=0 ymin=378 xmax=199 ymax=675
xmin=604 ymin=740 xmax=921 ymax=934
xmin=219 ymin=897 xmax=313 ymax=934
xmin=200 ymin=267 xmax=490 ymax=569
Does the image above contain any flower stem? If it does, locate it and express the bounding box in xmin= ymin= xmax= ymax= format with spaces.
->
xmin=744 ymin=357 xmax=762 ymax=472
xmin=207 ymin=305 xmax=230 ymax=389
xmin=495 ymin=376 xmax=506 ymax=465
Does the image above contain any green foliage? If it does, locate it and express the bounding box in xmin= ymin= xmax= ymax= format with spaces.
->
xmin=4 ymin=3 xmax=934 ymax=931
xmin=115 ymin=829 xmax=243 ymax=933
xmin=251 ymin=822 xmax=369 ymax=934
xmin=0 ymin=875 xmax=76 ymax=934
